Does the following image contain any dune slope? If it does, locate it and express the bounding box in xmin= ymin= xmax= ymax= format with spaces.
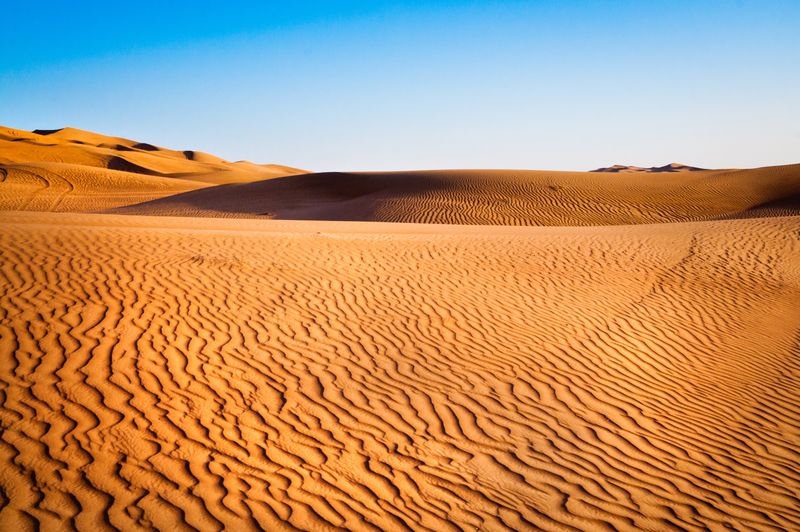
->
xmin=114 ymin=164 xmax=800 ymax=225
xmin=0 ymin=163 xmax=210 ymax=212
xmin=592 ymin=163 xmax=707 ymax=173
xmin=0 ymin=126 xmax=305 ymax=211
xmin=1 ymin=211 xmax=798 ymax=531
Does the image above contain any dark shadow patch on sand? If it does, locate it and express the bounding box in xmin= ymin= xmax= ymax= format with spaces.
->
xmin=107 ymin=156 xmax=164 ymax=176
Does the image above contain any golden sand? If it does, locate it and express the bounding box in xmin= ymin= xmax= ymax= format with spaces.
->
xmin=1 ymin=127 xmax=798 ymax=530
xmin=0 ymin=126 xmax=304 ymax=212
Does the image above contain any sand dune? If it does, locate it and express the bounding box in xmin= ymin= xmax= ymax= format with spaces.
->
xmin=592 ymin=163 xmax=707 ymax=173
xmin=4 ymin=125 xmax=797 ymax=224
xmin=115 ymin=164 xmax=800 ymax=225
xmin=1 ymin=124 xmax=799 ymax=530
xmin=0 ymin=163 xmax=209 ymax=212
xmin=0 ymin=126 xmax=305 ymax=211
xmin=1 ymin=211 xmax=798 ymax=530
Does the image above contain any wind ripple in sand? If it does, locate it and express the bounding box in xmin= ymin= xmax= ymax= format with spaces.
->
xmin=1 ymin=212 xmax=799 ymax=530
xmin=112 ymin=165 xmax=800 ymax=225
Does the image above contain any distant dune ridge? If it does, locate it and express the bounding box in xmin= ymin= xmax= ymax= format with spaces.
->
xmin=2 ymin=126 xmax=798 ymax=223
xmin=115 ymin=165 xmax=800 ymax=224
xmin=1 ymin=126 xmax=800 ymax=531
xmin=0 ymin=126 xmax=305 ymax=211
xmin=592 ymin=163 xmax=707 ymax=173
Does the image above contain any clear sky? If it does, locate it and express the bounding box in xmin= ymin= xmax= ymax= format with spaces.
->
xmin=2 ymin=1 xmax=798 ymax=171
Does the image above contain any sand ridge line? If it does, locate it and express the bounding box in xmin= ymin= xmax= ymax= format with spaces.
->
xmin=112 ymin=165 xmax=800 ymax=225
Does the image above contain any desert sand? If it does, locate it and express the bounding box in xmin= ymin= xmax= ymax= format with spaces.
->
xmin=0 ymin=126 xmax=304 ymax=212
xmin=111 ymin=165 xmax=800 ymax=224
xmin=591 ymin=163 xmax=707 ymax=173
xmin=1 ymin=127 xmax=799 ymax=531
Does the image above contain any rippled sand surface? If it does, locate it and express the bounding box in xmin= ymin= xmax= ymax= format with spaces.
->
xmin=2 ymin=211 xmax=798 ymax=531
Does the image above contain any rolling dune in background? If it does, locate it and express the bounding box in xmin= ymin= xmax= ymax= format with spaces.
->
xmin=0 ymin=126 xmax=305 ymax=211
xmin=1 ymin=126 xmax=799 ymax=530
xmin=113 ymin=166 xmax=800 ymax=225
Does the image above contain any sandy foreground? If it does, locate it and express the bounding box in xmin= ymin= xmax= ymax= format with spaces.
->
xmin=1 ymin=210 xmax=799 ymax=531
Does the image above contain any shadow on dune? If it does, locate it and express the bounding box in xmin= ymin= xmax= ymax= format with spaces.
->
xmin=106 ymin=156 xmax=165 ymax=176
xmin=32 ymin=128 xmax=64 ymax=136
xmin=113 ymin=171 xmax=451 ymax=220
xmin=109 ymin=164 xmax=800 ymax=225
xmin=132 ymin=142 xmax=160 ymax=151
xmin=715 ymin=191 xmax=800 ymax=220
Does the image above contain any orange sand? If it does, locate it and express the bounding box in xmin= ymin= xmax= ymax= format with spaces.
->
xmin=113 ymin=166 xmax=800 ymax=224
xmin=0 ymin=126 xmax=305 ymax=212
xmin=1 ymin=127 xmax=799 ymax=530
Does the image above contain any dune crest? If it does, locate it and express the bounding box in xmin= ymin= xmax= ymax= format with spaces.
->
xmin=592 ymin=163 xmax=707 ymax=173
xmin=0 ymin=126 xmax=306 ymax=211
xmin=114 ymin=165 xmax=800 ymax=224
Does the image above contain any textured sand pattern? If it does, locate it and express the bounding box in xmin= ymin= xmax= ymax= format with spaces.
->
xmin=1 ymin=212 xmax=798 ymax=531
xmin=114 ymin=166 xmax=800 ymax=225
xmin=0 ymin=163 xmax=209 ymax=212
xmin=0 ymin=126 xmax=305 ymax=212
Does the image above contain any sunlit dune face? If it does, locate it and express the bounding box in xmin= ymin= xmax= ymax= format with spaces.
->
xmin=0 ymin=126 xmax=308 ymax=212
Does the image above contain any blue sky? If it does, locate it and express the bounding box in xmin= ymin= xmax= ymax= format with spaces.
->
xmin=2 ymin=1 xmax=798 ymax=171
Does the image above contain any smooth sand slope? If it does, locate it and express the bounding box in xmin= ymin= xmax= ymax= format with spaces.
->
xmin=114 ymin=165 xmax=800 ymax=225
xmin=0 ymin=126 xmax=304 ymax=211
xmin=1 ymin=211 xmax=799 ymax=531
